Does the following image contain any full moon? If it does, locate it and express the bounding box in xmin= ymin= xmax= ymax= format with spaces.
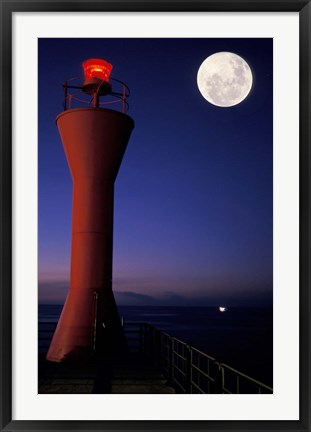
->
xmin=197 ymin=52 xmax=253 ymax=107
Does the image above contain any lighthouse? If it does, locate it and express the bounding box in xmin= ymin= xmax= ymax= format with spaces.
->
xmin=46 ymin=59 xmax=134 ymax=362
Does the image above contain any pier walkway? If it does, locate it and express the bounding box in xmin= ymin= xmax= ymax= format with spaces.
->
xmin=39 ymin=352 xmax=175 ymax=394
xmin=39 ymin=322 xmax=272 ymax=394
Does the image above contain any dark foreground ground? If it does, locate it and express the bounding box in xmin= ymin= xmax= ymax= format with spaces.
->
xmin=38 ymin=352 xmax=175 ymax=394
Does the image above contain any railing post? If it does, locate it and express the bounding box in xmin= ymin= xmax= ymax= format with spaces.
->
xmin=122 ymin=83 xmax=126 ymax=113
xmin=93 ymin=291 xmax=98 ymax=350
xmin=139 ymin=323 xmax=143 ymax=353
xmin=185 ymin=345 xmax=192 ymax=393
xmin=167 ymin=336 xmax=173 ymax=385
xmin=68 ymin=94 xmax=72 ymax=110
xmin=63 ymin=81 xmax=68 ymax=110
xmin=145 ymin=324 xmax=150 ymax=356
xmin=146 ymin=324 xmax=150 ymax=355
xmin=221 ymin=366 xmax=225 ymax=392
xmin=214 ymin=362 xmax=223 ymax=393
xmin=150 ymin=326 xmax=156 ymax=366
xmin=156 ymin=329 xmax=161 ymax=367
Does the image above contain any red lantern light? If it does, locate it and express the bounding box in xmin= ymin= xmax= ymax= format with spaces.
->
xmin=82 ymin=58 xmax=113 ymax=83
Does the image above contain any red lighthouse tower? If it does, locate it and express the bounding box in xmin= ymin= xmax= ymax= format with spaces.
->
xmin=47 ymin=59 xmax=134 ymax=362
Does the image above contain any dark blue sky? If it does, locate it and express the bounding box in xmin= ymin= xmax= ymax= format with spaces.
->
xmin=38 ymin=38 xmax=273 ymax=306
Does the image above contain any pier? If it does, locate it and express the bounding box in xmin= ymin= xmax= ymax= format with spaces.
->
xmin=39 ymin=322 xmax=273 ymax=394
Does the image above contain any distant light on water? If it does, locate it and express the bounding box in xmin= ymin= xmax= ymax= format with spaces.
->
xmin=219 ymin=306 xmax=227 ymax=312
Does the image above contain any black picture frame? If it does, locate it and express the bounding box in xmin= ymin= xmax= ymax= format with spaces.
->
xmin=1 ymin=1 xmax=310 ymax=431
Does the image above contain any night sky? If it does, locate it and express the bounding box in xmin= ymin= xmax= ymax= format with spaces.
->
xmin=38 ymin=38 xmax=273 ymax=307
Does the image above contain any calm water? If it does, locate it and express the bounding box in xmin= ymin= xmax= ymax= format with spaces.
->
xmin=39 ymin=304 xmax=273 ymax=386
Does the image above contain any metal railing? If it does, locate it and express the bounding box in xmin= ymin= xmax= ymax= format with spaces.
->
xmin=38 ymin=321 xmax=273 ymax=394
xmin=62 ymin=76 xmax=130 ymax=113
xmin=122 ymin=322 xmax=273 ymax=394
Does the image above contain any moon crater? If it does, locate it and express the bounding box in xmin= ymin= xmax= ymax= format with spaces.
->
xmin=197 ymin=52 xmax=253 ymax=107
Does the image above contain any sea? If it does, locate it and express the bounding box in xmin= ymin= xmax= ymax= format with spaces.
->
xmin=39 ymin=304 xmax=273 ymax=387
